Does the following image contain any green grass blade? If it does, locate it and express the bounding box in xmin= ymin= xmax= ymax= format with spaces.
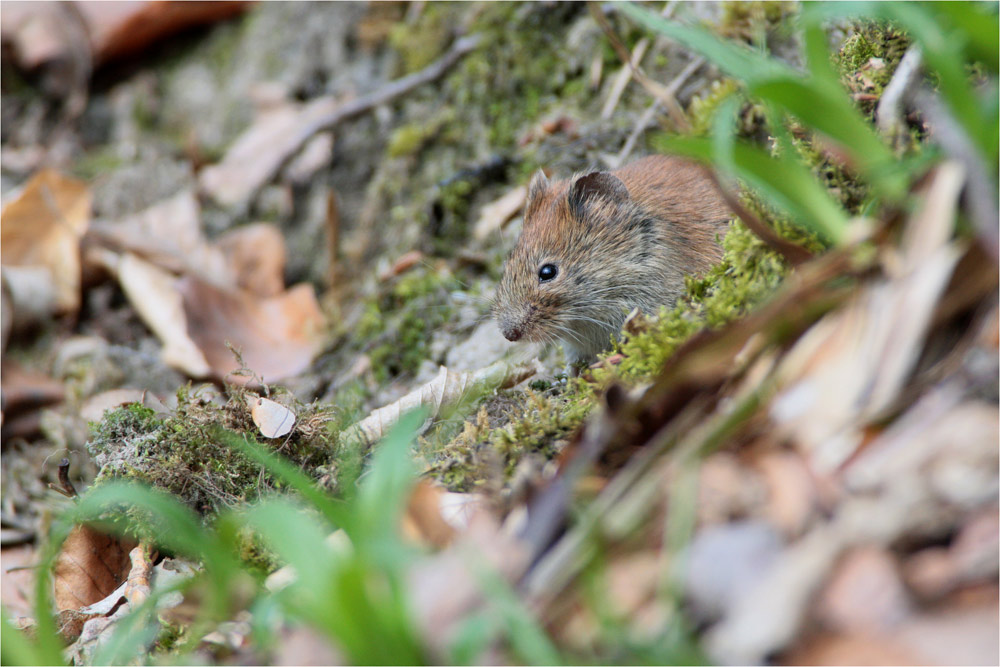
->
xmin=216 ymin=427 xmax=351 ymax=530
xmin=657 ymin=135 xmax=849 ymax=244
xmin=2 ymin=610 xmax=64 ymax=666
xmin=619 ymin=2 xmax=796 ymax=85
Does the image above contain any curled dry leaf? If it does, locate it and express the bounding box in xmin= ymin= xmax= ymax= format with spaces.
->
xmin=340 ymin=361 xmax=535 ymax=450
xmin=250 ymin=396 xmax=296 ymax=439
xmin=215 ymin=222 xmax=287 ymax=297
xmin=116 ymin=252 xmax=212 ymax=378
xmin=178 ymin=277 xmax=326 ymax=384
xmin=87 ymin=189 xmax=231 ymax=286
xmin=79 ymin=388 xmax=148 ymax=423
xmin=401 ymin=480 xmax=457 ymax=550
xmin=1 ymin=1 xmax=251 ymax=70
xmin=54 ymin=524 xmax=137 ymax=612
xmin=1 ymin=169 xmax=90 ymax=314
xmin=472 ymin=185 xmax=527 ymax=242
xmin=199 ymin=97 xmax=338 ymax=209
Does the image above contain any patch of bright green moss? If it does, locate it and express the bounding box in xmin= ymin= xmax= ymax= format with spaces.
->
xmin=354 ymin=267 xmax=462 ymax=383
xmin=87 ymin=385 xmax=338 ymax=519
xmin=835 ymin=22 xmax=911 ymax=118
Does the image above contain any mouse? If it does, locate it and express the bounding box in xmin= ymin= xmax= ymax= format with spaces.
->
xmin=493 ymin=154 xmax=731 ymax=366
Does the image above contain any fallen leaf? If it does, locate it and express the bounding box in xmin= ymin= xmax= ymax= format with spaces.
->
xmin=0 ymin=544 xmax=36 ymax=618
xmin=214 ymin=223 xmax=287 ymax=297
xmin=178 ymin=277 xmax=326 ymax=384
xmin=0 ymin=361 xmax=65 ymax=415
xmin=115 ymin=252 xmax=212 ymax=378
xmin=340 ymin=361 xmax=535 ymax=450
xmin=1 ymin=1 xmax=251 ymax=70
xmin=779 ymin=632 xmax=923 ymax=666
xmin=250 ymin=397 xmax=296 ymax=439
xmin=79 ymin=389 xmax=148 ymax=423
xmin=813 ymin=546 xmax=911 ymax=634
xmin=401 ymin=481 xmax=457 ymax=549
xmin=199 ymin=97 xmax=339 ymax=209
xmin=472 ymin=185 xmax=527 ymax=242
xmin=87 ymin=189 xmax=231 ymax=286
xmin=1 ymin=169 xmax=90 ymax=313
xmin=53 ymin=524 xmax=137 ymax=612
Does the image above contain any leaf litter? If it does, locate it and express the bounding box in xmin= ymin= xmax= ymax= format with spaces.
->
xmin=1 ymin=4 xmax=996 ymax=665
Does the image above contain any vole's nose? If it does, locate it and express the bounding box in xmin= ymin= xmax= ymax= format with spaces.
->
xmin=500 ymin=321 xmax=522 ymax=341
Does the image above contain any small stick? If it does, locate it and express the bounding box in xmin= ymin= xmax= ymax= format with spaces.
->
xmin=325 ymin=189 xmax=341 ymax=289
xmin=876 ymin=46 xmax=923 ymax=152
xmin=614 ymin=55 xmax=706 ymax=167
xmin=589 ymin=2 xmax=690 ymax=132
xmin=49 ymin=458 xmax=78 ymax=498
xmin=709 ymin=174 xmax=814 ymax=267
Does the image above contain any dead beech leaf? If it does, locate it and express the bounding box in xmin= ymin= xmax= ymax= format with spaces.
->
xmin=88 ymin=189 xmax=231 ymax=286
xmin=178 ymin=277 xmax=326 ymax=384
xmin=54 ymin=525 xmax=137 ymax=612
xmin=401 ymin=481 xmax=457 ymax=549
xmin=214 ymin=223 xmax=287 ymax=297
xmin=1 ymin=169 xmax=90 ymax=313
xmin=199 ymin=96 xmax=338 ymax=209
xmin=472 ymin=185 xmax=527 ymax=242
xmin=251 ymin=397 xmax=296 ymax=439
xmin=79 ymin=388 xmax=147 ymax=423
xmin=340 ymin=361 xmax=534 ymax=450
xmin=116 ymin=252 xmax=212 ymax=378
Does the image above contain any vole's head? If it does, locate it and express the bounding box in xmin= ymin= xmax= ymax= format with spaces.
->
xmin=493 ymin=168 xmax=646 ymax=348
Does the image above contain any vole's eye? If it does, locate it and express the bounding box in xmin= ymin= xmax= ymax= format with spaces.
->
xmin=538 ymin=263 xmax=558 ymax=282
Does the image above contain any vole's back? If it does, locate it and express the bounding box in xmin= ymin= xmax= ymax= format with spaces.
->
xmin=493 ymin=155 xmax=730 ymax=364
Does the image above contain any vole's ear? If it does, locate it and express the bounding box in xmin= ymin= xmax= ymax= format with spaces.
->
xmin=527 ymin=170 xmax=549 ymax=203
xmin=568 ymin=171 xmax=629 ymax=218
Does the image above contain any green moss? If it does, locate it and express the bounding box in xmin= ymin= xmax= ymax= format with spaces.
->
xmin=835 ymin=22 xmax=912 ymax=118
xmin=687 ymin=79 xmax=742 ymax=137
xmin=719 ymin=1 xmax=797 ymax=45
xmin=352 ymin=266 xmax=463 ymax=383
xmin=388 ymin=3 xmax=457 ymax=74
xmin=387 ymin=112 xmax=454 ymax=158
xmin=86 ymin=386 xmax=338 ymax=518
xmin=71 ymin=147 xmax=127 ymax=181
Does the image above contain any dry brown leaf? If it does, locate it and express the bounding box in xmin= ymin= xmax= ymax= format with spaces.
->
xmin=472 ymin=185 xmax=527 ymax=242
xmin=0 ymin=543 xmax=36 ymax=619
xmin=1 ymin=169 xmax=90 ymax=313
xmin=87 ymin=189 xmax=231 ymax=286
xmin=214 ymin=223 xmax=287 ymax=297
xmin=0 ymin=360 xmax=65 ymax=415
xmin=779 ymin=632 xmax=924 ymax=666
xmin=178 ymin=277 xmax=326 ymax=384
xmin=340 ymin=361 xmax=534 ymax=450
xmin=1 ymin=1 xmax=251 ymax=70
xmin=813 ymin=547 xmax=911 ymax=634
xmin=771 ymin=165 xmax=967 ymax=472
xmin=401 ymin=481 xmax=457 ymax=549
xmin=79 ymin=389 xmax=147 ymax=423
xmin=250 ymin=397 xmax=296 ymax=439
xmin=53 ymin=525 xmax=137 ymax=612
xmin=199 ymin=97 xmax=339 ymax=209
xmin=115 ymin=252 xmax=212 ymax=378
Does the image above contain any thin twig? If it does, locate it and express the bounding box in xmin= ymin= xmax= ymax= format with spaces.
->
xmin=49 ymin=458 xmax=78 ymax=498
xmin=589 ymin=2 xmax=690 ymax=131
xmin=876 ymin=46 xmax=923 ymax=152
xmin=709 ymin=173 xmax=814 ymax=267
xmin=912 ymin=88 xmax=999 ymax=262
xmin=614 ymin=56 xmax=706 ymax=167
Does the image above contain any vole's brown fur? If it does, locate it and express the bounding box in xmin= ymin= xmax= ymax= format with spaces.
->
xmin=493 ymin=155 xmax=730 ymax=364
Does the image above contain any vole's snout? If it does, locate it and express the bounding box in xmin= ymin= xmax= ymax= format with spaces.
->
xmin=501 ymin=321 xmax=523 ymax=342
